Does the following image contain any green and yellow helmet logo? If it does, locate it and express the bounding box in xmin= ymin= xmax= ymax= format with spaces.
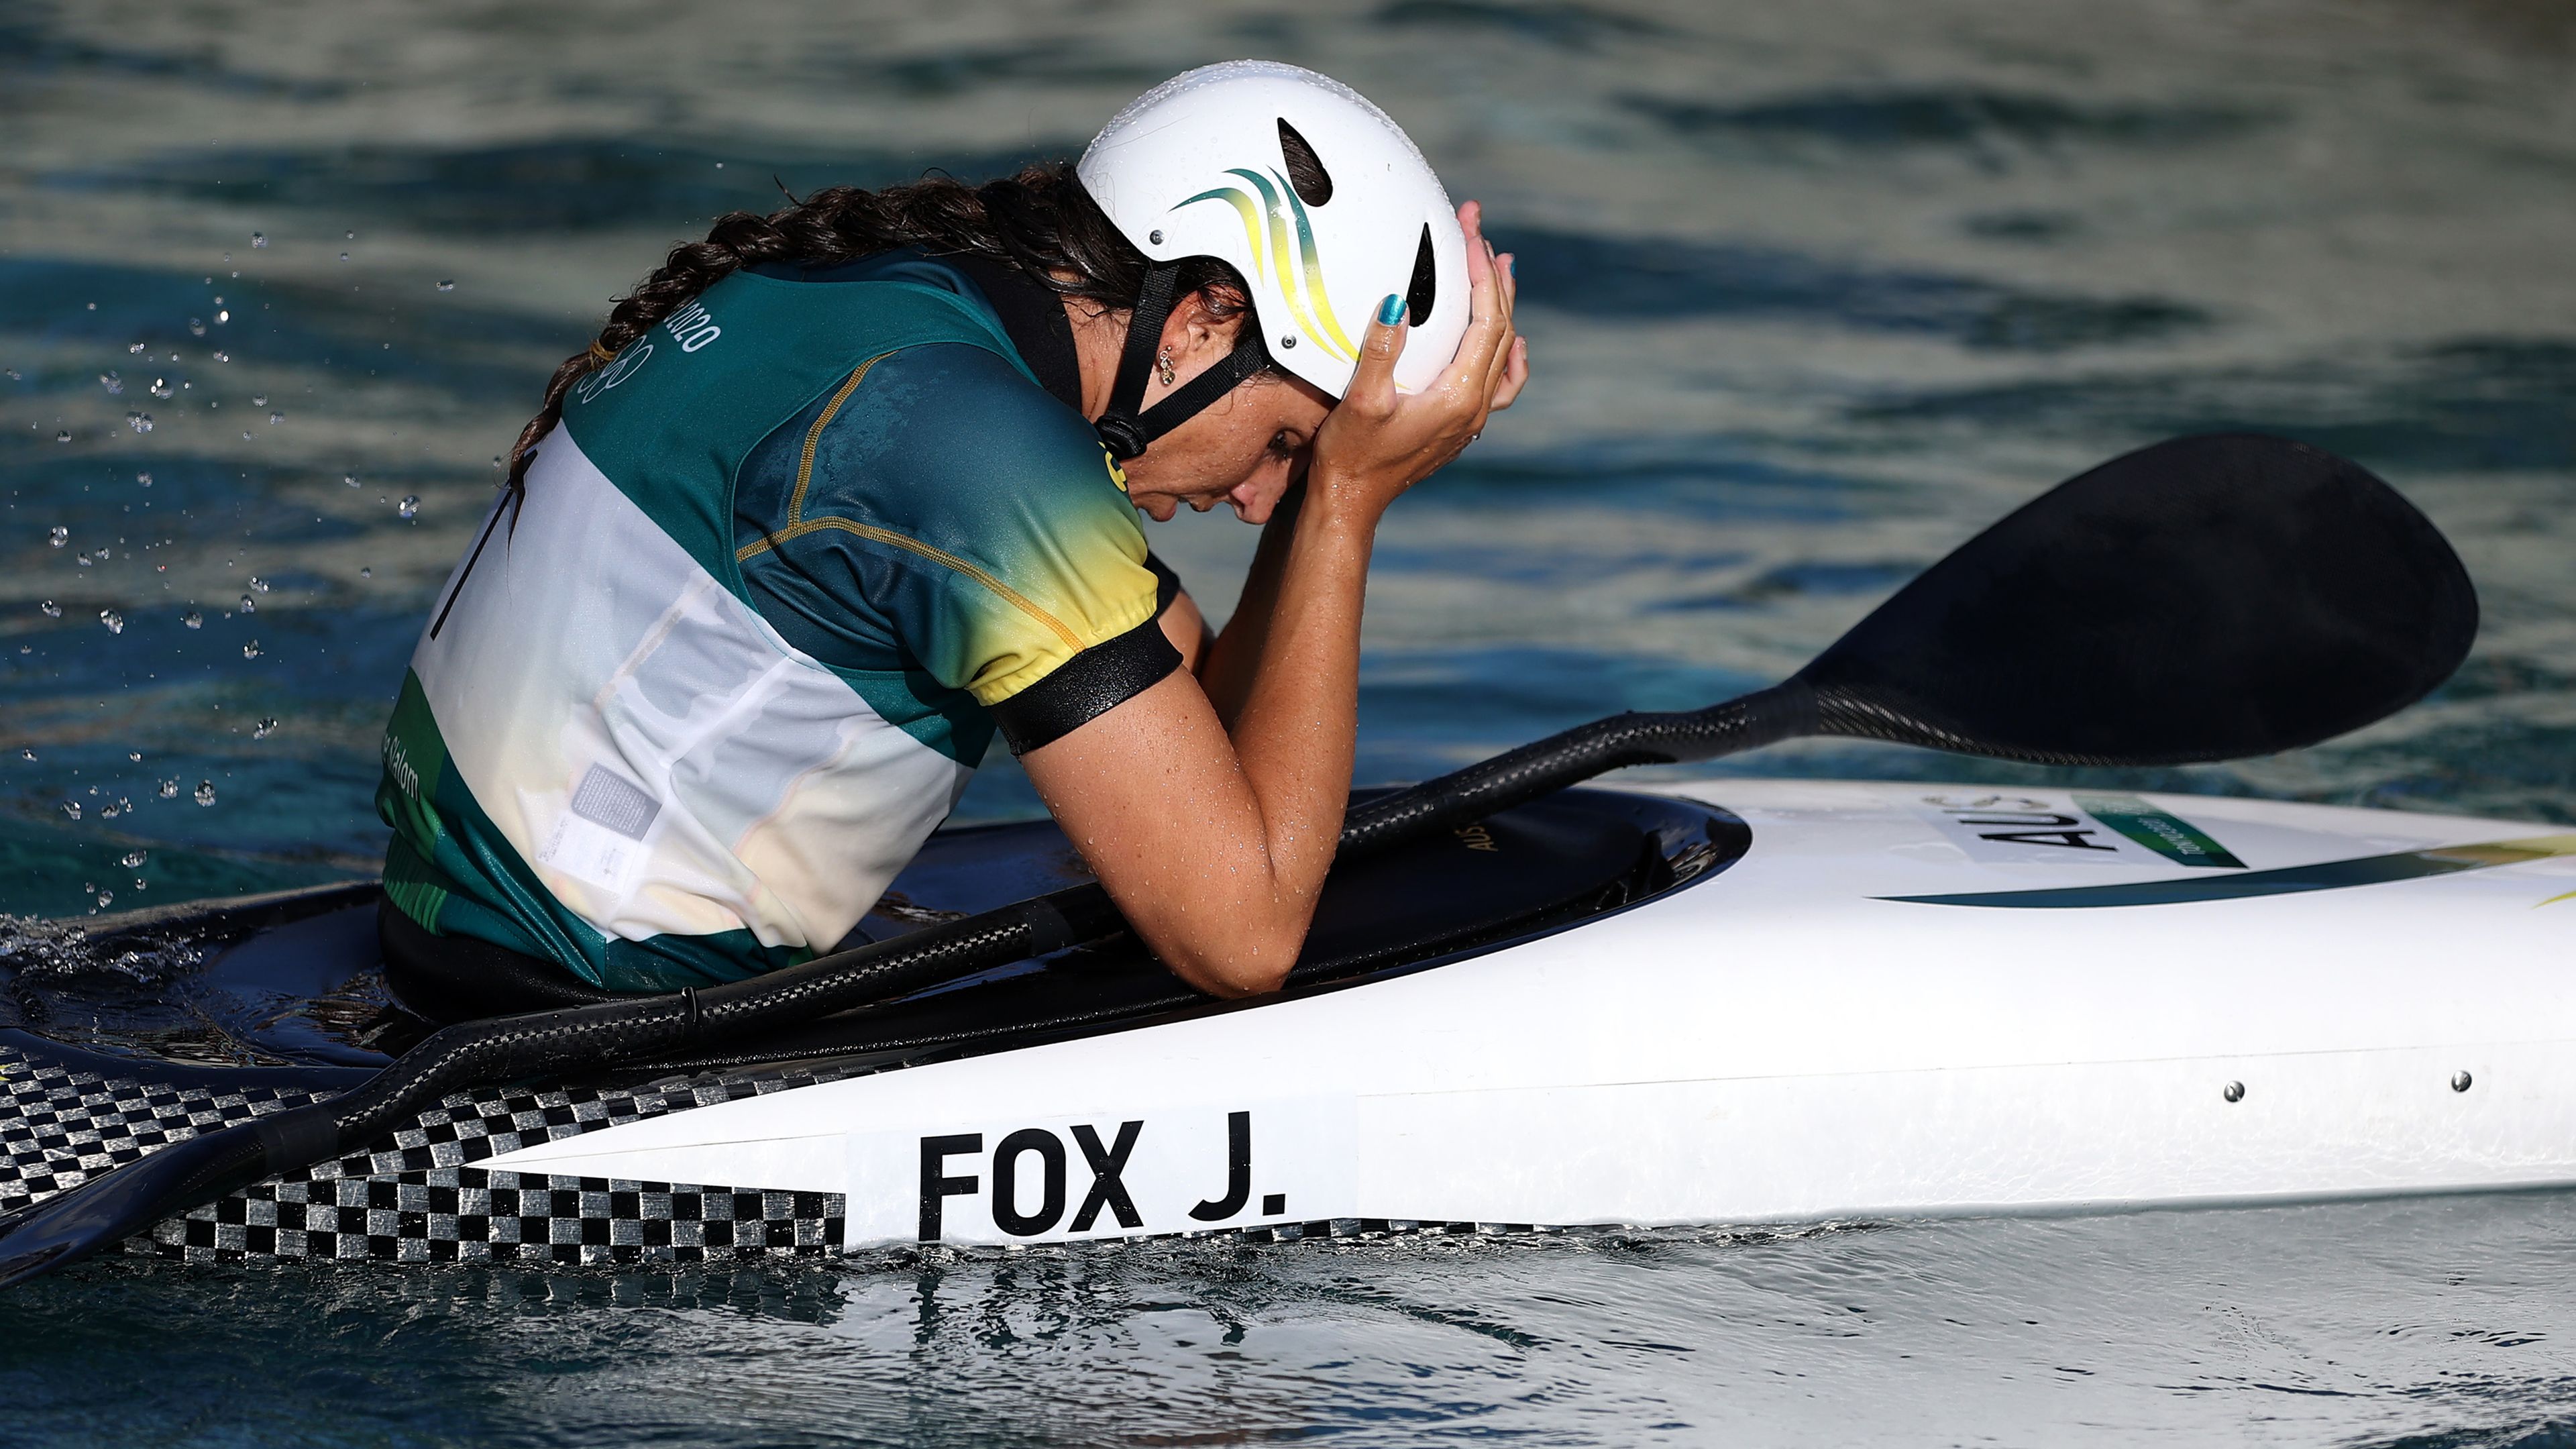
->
xmin=1175 ymin=168 xmax=1359 ymax=364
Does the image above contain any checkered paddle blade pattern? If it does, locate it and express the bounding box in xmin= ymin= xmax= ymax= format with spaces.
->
xmin=0 ymin=1041 xmax=846 ymax=1266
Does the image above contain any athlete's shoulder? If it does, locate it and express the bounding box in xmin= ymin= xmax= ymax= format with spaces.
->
xmin=827 ymin=342 xmax=1132 ymax=519
xmin=858 ymin=341 xmax=1082 ymax=441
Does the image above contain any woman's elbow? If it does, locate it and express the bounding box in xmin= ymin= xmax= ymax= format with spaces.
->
xmin=1168 ymin=926 xmax=1302 ymax=998
xmin=1199 ymin=961 xmax=1293 ymax=999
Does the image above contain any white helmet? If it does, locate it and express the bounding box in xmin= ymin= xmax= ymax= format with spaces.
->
xmin=1077 ymin=61 xmax=1469 ymax=455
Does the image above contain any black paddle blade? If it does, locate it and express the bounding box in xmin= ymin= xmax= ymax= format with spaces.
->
xmin=1795 ymin=434 xmax=2477 ymax=765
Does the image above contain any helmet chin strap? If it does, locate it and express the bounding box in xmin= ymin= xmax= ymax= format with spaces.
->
xmin=1093 ymin=260 xmax=1274 ymax=462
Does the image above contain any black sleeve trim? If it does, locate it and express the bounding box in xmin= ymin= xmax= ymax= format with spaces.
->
xmin=989 ymin=613 xmax=1183 ymax=755
xmin=1143 ymin=551 xmax=1183 ymax=618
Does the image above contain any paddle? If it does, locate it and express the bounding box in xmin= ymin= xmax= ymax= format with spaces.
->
xmin=1338 ymin=430 xmax=2478 ymax=850
xmin=0 ymin=433 xmax=2476 ymax=1289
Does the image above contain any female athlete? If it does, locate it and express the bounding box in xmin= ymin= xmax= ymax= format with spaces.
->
xmin=373 ymin=60 xmax=1527 ymax=1013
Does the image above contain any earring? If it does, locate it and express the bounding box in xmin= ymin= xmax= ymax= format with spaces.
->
xmin=1155 ymin=350 xmax=1176 ymax=386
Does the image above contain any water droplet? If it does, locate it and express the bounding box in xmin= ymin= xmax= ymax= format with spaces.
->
xmin=193 ymin=780 xmax=217 ymax=806
xmin=60 ymin=801 xmax=79 ymax=820
xmin=132 ymin=878 xmax=147 ymax=892
xmin=252 ymin=718 xmax=280 ymax=739
xmin=437 ymin=280 xmax=455 ymax=292
xmin=97 ymin=800 xmax=120 ymax=818
xmin=181 ymin=609 xmax=202 ymax=629
xmin=189 ymin=318 xmax=206 ymax=337
xmin=268 ymin=411 xmax=284 ymax=425
xmin=215 ymin=310 xmax=229 ymax=324
xmin=38 ymin=600 xmax=60 ymax=619
xmin=252 ymin=394 xmax=268 ymax=407
xmin=157 ymin=780 xmax=178 ymax=799
xmin=241 ymin=432 xmax=252 ymax=441
xmin=99 ymin=371 xmax=122 ymax=395
xmin=250 ymin=233 xmax=266 ymax=248
xmin=94 ymin=890 xmax=112 ymax=908
xmin=338 ymin=252 xmax=350 ymax=262
xmin=92 ymin=547 xmax=111 ymax=562
xmin=213 ymin=350 xmax=229 ymax=363
xmin=47 ymin=526 xmax=66 ymax=547
xmin=151 ymin=378 xmax=172 ymax=398
xmin=126 ymin=750 xmax=141 ymax=762
xmin=74 ymin=555 xmax=92 ymax=568
xmin=248 ymin=576 xmax=269 ymax=593
xmin=4 ymin=368 xmax=19 ymax=380
xmin=241 ymin=640 xmax=261 ymax=659
xmin=128 ymin=341 xmax=144 ymax=354
xmin=397 ymin=495 xmax=421 ymax=519
xmin=54 ymin=429 xmax=70 ymax=443
xmin=136 ymin=471 xmax=152 ymax=486
xmin=17 ymin=747 xmax=33 ymax=761
xmin=98 ymin=609 xmax=123 ymax=634
xmin=345 ymin=231 xmax=356 ymax=240
xmin=359 ymin=567 xmax=372 ymax=579
xmin=238 ymin=594 xmax=256 ymax=614
xmin=343 ymin=474 xmax=360 ymax=487
xmin=127 ymin=412 xmax=153 ymax=434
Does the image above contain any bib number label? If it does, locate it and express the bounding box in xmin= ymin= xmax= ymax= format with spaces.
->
xmin=845 ymin=1098 xmax=1354 ymax=1247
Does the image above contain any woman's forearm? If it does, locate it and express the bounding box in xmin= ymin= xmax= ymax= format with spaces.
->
xmin=1216 ymin=480 xmax=1378 ymax=924
xmin=1199 ymin=482 xmax=1305 ymax=727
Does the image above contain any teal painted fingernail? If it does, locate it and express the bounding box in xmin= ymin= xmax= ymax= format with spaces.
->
xmin=1378 ymin=293 xmax=1405 ymax=326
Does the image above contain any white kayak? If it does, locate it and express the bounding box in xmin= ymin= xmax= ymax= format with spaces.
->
xmin=474 ymin=777 xmax=2576 ymax=1248
xmin=6 ymin=777 xmax=2571 ymax=1267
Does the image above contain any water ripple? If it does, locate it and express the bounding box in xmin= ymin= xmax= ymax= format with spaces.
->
xmin=1505 ymin=225 xmax=2213 ymax=349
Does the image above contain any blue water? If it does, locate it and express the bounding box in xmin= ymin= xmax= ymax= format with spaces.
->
xmin=4 ymin=0 xmax=2575 ymax=1441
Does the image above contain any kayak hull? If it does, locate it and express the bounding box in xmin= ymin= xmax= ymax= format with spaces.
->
xmin=0 ymin=1035 xmax=852 ymax=1263
xmin=3 ymin=778 xmax=2571 ymax=1265
xmin=489 ymin=780 xmax=2576 ymax=1246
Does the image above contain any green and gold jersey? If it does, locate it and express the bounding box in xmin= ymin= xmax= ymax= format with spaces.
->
xmin=377 ymin=255 xmax=1176 ymax=991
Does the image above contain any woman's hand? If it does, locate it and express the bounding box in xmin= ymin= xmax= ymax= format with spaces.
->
xmin=1307 ymin=200 xmax=1528 ymax=527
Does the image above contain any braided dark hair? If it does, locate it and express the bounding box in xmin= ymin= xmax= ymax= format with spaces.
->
xmin=504 ymin=160 xmax=1258 ymax=496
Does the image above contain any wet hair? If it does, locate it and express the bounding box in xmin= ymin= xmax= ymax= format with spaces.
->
xmin=504 ymin=160 xmax=1271 ymax=496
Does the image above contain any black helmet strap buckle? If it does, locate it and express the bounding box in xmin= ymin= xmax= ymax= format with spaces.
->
xmin=1094 ymin=260 xmax=1272 ymax=462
